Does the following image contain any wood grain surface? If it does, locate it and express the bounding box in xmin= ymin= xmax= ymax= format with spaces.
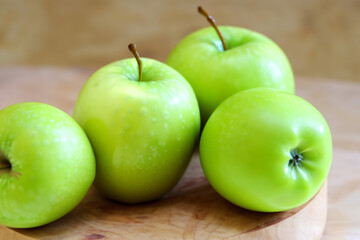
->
xmin=0 ymin=67 xmax=359 ymax=239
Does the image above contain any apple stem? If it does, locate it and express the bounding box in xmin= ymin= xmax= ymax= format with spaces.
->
xmin=198 ymin=6 xmax=228 ymax=51
xmin=128 ymin=43 xmax=143 ymax=82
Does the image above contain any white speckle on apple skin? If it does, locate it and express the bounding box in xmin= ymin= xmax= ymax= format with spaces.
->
xmin=140 ymin=108 xmax=148 ymax=116
xmin=163 ymin=110 xmax=169 ymax=119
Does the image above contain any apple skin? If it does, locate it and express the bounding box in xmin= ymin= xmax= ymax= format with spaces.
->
xmin=199 ymin=88 xmax=332 ymax=212
xmin=73 ymin=58 xmax=201 ymax=204
xmin=167 ymin=26 xmax=295 ymax=124
xmin=0 ymin=102 xmax=95 ymax=228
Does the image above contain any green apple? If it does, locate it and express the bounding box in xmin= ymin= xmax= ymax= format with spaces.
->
xmin=167 ymin=7 xmax=294 ymax=124
xmin=73 ymin=44 xmax=201 ymax=204
xmin=200 ymin=88 xmax=332 ymax=212
xmin=0 ymin=102 xmax=95 ymax=228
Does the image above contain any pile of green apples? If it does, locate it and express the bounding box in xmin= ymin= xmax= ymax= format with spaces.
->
xmin=0 ymin=7 xmax=332 ymax=228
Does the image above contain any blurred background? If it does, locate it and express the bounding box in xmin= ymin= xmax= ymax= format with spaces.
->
xmin=0 ymin=0 xmax=359 ymax=82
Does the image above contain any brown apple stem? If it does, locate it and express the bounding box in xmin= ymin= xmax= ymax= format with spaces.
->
xmin=198 ymin=6 xmax=228 ymax=51
xmin=128 ymin=43 xmax=143 ymax=82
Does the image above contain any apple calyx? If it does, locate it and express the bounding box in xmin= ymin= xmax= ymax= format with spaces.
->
xmin=0 ymin=155 xmax=11 ymax=177
xmin=0 ymin=149 xmax=22 ymax=178
xmin=288 ymin=149 xmax=303 ymax=167
xmin=128 ymin=43 xmax=143 ymax=82
xmin=198 ymin=6 xmax=228 ymax=51
xmin=0 ymin=159 xmax=22 ymax=179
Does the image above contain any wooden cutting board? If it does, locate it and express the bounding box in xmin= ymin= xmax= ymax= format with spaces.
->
xmin=0 ymin=67 xmax=327 ymax=240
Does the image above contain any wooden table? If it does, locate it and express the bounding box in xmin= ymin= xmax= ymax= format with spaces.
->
xmin=0 ymin=67 xmax=359 ymax=239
